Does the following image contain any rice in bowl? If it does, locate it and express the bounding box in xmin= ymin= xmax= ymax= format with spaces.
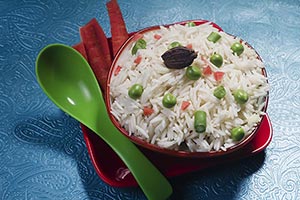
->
xmin=109 ymin=21 xmax=269 ymax=153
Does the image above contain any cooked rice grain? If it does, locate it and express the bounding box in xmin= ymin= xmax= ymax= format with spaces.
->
xmin=109 ymin=23 xmax=269 ymax=152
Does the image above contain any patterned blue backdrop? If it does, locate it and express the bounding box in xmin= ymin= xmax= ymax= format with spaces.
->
xmin=1 ymin=0 xmax=300 ymax=199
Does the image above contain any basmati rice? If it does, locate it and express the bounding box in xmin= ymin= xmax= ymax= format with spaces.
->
xmin=109 ymin=22 xmax=269 ymax=152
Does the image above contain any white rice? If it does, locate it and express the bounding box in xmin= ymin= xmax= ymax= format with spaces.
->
xmin=109 ymin=22 xmax=269 ymax=152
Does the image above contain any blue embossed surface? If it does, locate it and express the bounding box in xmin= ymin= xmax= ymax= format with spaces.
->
xmin=1 ymin=0 xmax=300 ymax=199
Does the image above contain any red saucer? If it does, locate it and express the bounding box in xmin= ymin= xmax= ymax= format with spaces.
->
xmin=81 ymin=114 xmax=272 ymax=187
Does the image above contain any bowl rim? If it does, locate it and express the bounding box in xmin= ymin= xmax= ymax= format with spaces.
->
xmin=105 ymin=19 xmax=269 ymax=158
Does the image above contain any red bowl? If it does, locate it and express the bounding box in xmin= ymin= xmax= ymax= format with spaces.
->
xmin=82 ymin=114 xmax=272 ymax=187
xmin=105 ymin=20 xmax=269 ymax=158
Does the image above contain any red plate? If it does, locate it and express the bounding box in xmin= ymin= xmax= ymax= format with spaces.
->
xmin=80 ymin=20 xmax=271 ymax=187
xmin=81 ymin=114 xmax=272 ymax=187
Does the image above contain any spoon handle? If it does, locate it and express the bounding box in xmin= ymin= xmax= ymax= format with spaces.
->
xmin=89 ymin=99 xmax=172 ymax=200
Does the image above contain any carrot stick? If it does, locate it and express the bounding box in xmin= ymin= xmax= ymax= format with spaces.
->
xmin=79 ymin=18 xmax=112 ymax=92
xmin=106 ymin=0 xmax=129 ymax=56
xmin=72 ymin=42 xmax=88 ymax=60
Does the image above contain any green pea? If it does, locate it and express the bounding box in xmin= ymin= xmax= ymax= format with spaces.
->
xmin=207 ymin=32 xmax=221 ymax=43
xmin=210 ymin=53 xmax=223 ymax=68
xmin=231 ymin=127 xmax=245 ymax=141
xmin=213 ymin=85 xmax=226 ymax=99
xmin=131 ymin=39 xmax=147 ymax=55
xmin=186 ymin=65 xmax=201 ymax=80
xmin=233 ymin=89 xmax=248 ymax=104
xmin=186 ymin=21 xmax=196 ymax=27
xmin=168 ymin=41 xmax=182 ymax=49
xmin=162 ymin=93 xmax=177 ymax=108
xmin=231 ymin=42 xmax=244 ymax=56
xmin=128 ymin=84 xmax=143 ymax=99
xmin=194 ymin=110 xmax=207 ymax=133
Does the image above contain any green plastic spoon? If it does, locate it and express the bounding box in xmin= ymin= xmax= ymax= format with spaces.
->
xmin=36 ymin=44 xmax=172 ymax=200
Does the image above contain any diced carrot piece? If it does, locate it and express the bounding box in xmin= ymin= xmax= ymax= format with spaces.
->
xmin=143 ymin=107 xmax=154 ymax=116
xmin=106 ymin=0 xmax=129 ymax=56
xmin=214 ymin=71 xmax=225 ymax=81
xmin=186 ymin=43 xmax=193 ymax=49
xmin=114 ymin=65 xmax=122 ymax=76
xmin=134 ymin=55 xmax=142 ymax=65
xmin=154 ymin=34 xmax=162 ymax=40
xmin=181 ymin=101 xmax=190 ymax=110
xmin=203 ymin=65 xmax=212 ymax=75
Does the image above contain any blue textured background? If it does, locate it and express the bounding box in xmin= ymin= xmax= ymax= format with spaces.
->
xmin=1 ymin=0 xmax=300 ymax=199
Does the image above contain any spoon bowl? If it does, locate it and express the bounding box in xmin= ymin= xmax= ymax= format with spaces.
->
xmin=36 ymin=43 xmax=172 ymax=200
